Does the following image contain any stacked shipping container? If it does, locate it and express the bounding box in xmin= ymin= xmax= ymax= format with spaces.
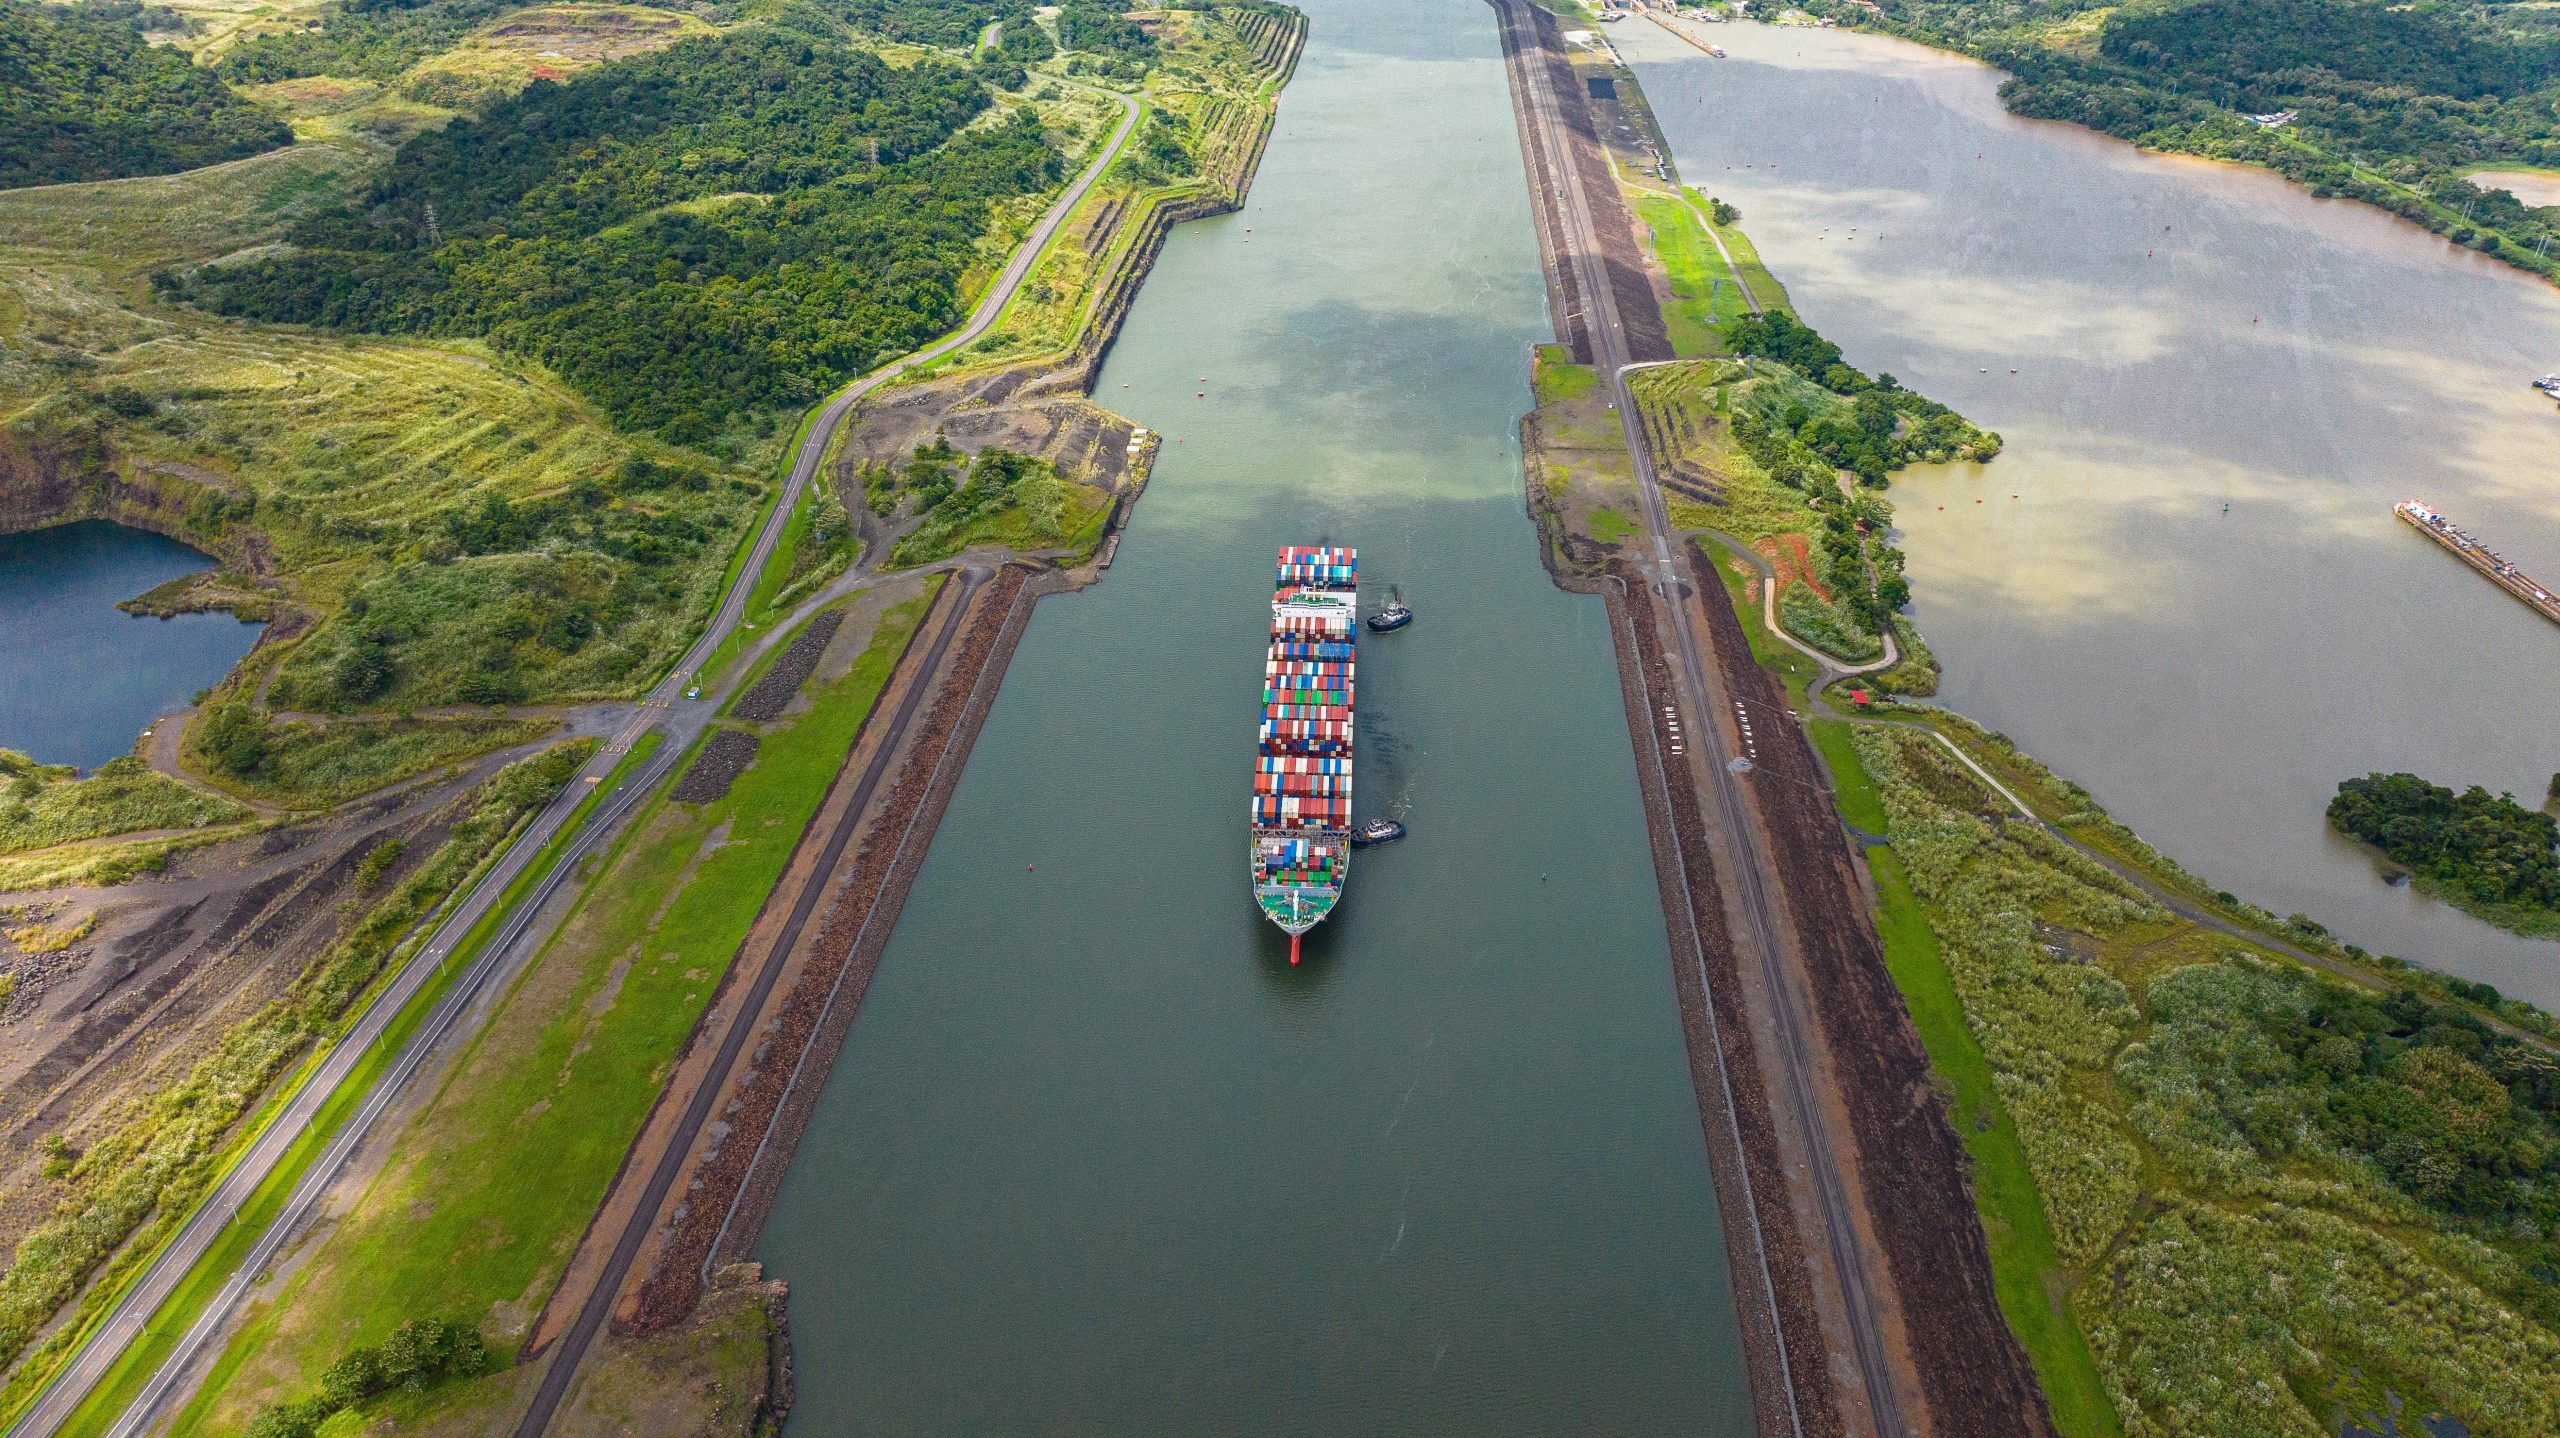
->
xmin=1252 ymin=547 xmax=1357 ymax=943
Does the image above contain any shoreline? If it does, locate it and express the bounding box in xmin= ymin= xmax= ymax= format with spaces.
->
xmin=5 ymin=17 xmax=1311 ymax=1434
xmin=506 ymin=20 xmax=1310 ymax=1421
xmin=1492 ymin=2 xmax=2058 ymax=1432
xmin=1680 ymin=8 xmax=2560 ymax=296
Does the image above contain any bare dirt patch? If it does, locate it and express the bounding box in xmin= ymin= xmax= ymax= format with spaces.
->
xmin=1752 ymin=533 xmax=1830 ymax=603
xmin=0 ymin=751 xmax=514 ymax=1287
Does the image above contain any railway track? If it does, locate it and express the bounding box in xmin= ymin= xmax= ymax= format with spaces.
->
xmin=1485 ymin=1 xmax=1907 ymax=1431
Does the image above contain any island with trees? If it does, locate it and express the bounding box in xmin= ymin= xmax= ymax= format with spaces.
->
xmin=2330 ymin=770 xmax=2560 ymax=936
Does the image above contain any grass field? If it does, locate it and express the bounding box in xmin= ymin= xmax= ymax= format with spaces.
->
xmin=1532 ymin=343 xmax=1598 ymax=405
xmin=1631 ymin=191 xmax=1749 ymax=354
xmin=170 ymin=583 xmax=938 ymax=1436
xmin=1695 ymin=195 xmax=1792 ymax=315
xmin=1813 ymin=723 xmax=2123 ymax=1437
xmin=0 ymin=754 xmax=246 ymax=857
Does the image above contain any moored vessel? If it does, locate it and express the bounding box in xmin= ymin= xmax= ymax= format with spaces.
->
xmin=1252 ymin=546 xmax=1357 ymax=963
xmin=2396 ymin=499 xmax=2560 ymax=626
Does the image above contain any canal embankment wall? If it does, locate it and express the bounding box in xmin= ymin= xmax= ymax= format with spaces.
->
xmin=1497 ymin=4 xmax=2055 ymax=1433
xmin=518 ymin=21 xmax=1313 ymax=1404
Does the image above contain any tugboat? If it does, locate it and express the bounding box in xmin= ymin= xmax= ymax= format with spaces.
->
xmin=1367 ymin=585 xmax=1414 ymax=633
xmin=2534 ymin=374 xmax=2560 ymax=402
xmin=1351 ymin=817 xmax=1406 ymax=847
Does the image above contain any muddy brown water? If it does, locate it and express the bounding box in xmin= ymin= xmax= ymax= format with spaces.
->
xmin=1621 ymin=18 xmax=2560 ymax=1010
xmin=2468 ymin=170 xmax=2560 ymax=210
xmin=753 ymin=1 xmax=1755 ymax=1433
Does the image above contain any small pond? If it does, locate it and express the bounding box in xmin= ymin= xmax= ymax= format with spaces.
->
xmin=0 ymin=520 xmax=263 ymax=771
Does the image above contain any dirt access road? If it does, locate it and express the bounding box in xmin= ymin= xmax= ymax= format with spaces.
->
xmin=10 ymin=83 xmax=1141 ymax=1438
xmin=1489 ymin=2 xmax=2051 ymax=1434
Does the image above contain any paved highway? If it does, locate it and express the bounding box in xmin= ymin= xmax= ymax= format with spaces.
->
xmin=7 ymin=83 xmax=1140 ymax=1438
xmin=1489 ymin=2 xmax=1904 ymax=1432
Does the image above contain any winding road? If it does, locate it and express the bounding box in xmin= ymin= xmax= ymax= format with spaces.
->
xmin=7 ymin=82 xmax=1141 ymax=1438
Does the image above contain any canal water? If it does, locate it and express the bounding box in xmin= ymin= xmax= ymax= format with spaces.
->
xmin=1619 ymin=19 xmax=2560 ymax=1010
xmin=753 ymin=1 xmax=1754 ymax=1432
xmin=0 ymin=520 xmax=259 ymax=771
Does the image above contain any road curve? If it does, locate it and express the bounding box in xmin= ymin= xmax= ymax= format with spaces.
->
xmin=6 ymin=87 xmax=1141 ymax=1438
xmin=662 ymin=81 xmax=1139 ymax=698
xmin=1692 ymin=529 xmax=1899 ymax=687
xmin=1489 ymin=0 xmax=1904 ymax=1431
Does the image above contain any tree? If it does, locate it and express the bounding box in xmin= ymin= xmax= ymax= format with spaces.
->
xmin=198 ymin=703 xmax=268 ymax=776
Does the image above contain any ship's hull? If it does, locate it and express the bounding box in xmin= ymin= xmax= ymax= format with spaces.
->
xmin=1251 ymin=546 xmax=1357 ymax=951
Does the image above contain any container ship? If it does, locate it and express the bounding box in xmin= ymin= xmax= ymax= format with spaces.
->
xmin=2397 ymin=500 xmax=2560 ymax=627
xmin=1252 ymin=545 xmax=1356 ymax=964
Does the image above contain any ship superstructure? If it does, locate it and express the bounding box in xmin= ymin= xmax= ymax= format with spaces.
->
xmin=1252 ymin=546 xmax=1356 ymax=963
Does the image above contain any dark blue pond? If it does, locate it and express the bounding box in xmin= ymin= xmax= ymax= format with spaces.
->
xmin=0 ymin=520 xmax=263 ymax=771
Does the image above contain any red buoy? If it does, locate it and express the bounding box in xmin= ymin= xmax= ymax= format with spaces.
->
xmin=1289 ymin=933 xmax=1302 ymax=966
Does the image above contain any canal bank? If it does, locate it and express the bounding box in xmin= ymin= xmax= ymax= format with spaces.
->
xmin=1616 ymin=18 xmax=2560 ymax=1012
xmin=752 ymin=0 xmax=1756 ymax=1431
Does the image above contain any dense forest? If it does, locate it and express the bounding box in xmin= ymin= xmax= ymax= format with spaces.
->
xmin=0 ymin=0 xmax=291 ymax=188
xmin=169 ymin=15 xmax=1065 ymax=440
xmin=2163 ymin=960 xmax=2560 ymax=1319
xmin=221 ymin=0 xmax=538 ymax=85
xmin=1724 ymin=309 xmax=2001 ymax=480
xmin=2330 ymin=770 xmax=2560 ymax=924
xmin=1841 ymin=0 xmax=2560 ymax=282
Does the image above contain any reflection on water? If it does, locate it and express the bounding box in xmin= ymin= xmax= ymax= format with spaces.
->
xmin=1621 ymin=20 xmax=2560 ymax=1007
xmin=753 ymin=1 xmax=1751 ymax=1433
xmin=0 ymin=520 xmax=261 ymax=771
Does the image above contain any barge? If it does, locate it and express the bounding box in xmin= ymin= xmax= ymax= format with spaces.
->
xmin=1252 ymin=546 xmax=1357 ymax=963
xmin=2396 ymin=500 xmax=2560 ymax=627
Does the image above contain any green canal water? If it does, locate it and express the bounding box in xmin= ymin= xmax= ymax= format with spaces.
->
xmin=752 ymin=1 xmax=1755 ymax=1431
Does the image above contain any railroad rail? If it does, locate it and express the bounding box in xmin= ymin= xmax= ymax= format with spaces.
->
xmin=2397 ymin=500 xmax=2560 ymax=626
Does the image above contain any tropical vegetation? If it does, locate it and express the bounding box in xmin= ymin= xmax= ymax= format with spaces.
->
xmin=1837 ymin=0 xmax=2560 ymax=286
xmin=2330 ymin=771 xmax=2560 ymax=934
xmin=1844 ymin=724 xmax=2560 ymax=1436
xmin=0 ymin=750 xmax=245 ymax=855
xmin=0 ymin=0 xmax=291 ymax=188
xmin=170 ymin=17 xmax=1067 ymax=442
